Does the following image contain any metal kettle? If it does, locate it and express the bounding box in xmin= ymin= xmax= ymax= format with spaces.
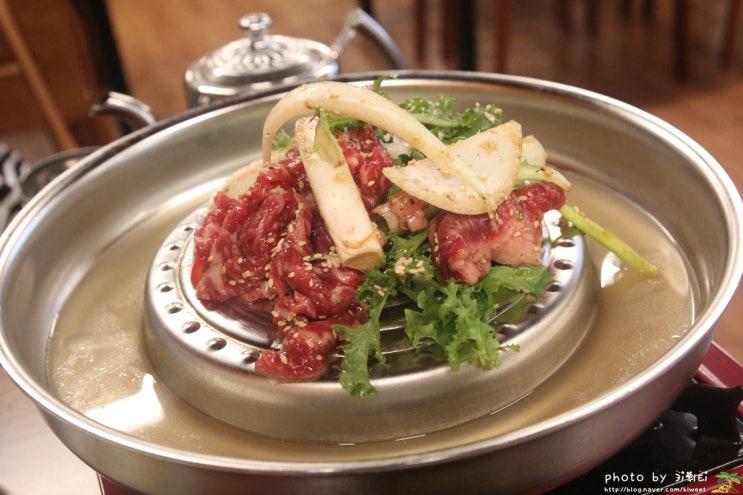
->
xmin=184 ymin=8 xmax=408 ymax=107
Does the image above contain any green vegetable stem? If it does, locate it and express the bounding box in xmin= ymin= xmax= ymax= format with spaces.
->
xmin=559 ymin=204 xmax=658 ymax=275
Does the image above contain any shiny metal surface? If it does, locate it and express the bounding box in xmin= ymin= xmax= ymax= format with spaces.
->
xmin=184 ymin=9 xmax=408 ymax=107
xmin=143 ymin=207 xmax=594 ymax=443
xmin=89 ymin=91 xmax=158 ymax=129
xmin=1 ymin=71 xmax=741 ymax=494
xmin=18 ymin=146 xmax=99 ymax=204
xmin=18 ymin=91 xmax=157 ymax=204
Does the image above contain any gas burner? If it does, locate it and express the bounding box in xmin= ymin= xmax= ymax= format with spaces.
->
xmin=552 ymin=383 xmax=743 ymax=494
xmin=143 ymin=208 xmax=597 ymax=443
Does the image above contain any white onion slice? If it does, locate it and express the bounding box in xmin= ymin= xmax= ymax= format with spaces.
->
xmin=294 ymin=117 xmax=384 ymax=271
xmin=217 ymin=157 xmax=264 ymax=199
xmin=261 ymin=81 xmax=494 ymax=211
xmin=518 ymin=135 xmax=572 ymax=191
xmin=383 ymin=121 xmax=523 ymax=215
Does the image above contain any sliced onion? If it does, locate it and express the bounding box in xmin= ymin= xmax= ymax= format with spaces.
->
xmin=293 ymin=117 xmax=384 ymax=271
xmin=518 ymin=135 xmax=572 ymax=191
xmin=382 ymin=121 xmax=523 ymax=215
xmin=262 ymin=81 xmax=493 ymax=211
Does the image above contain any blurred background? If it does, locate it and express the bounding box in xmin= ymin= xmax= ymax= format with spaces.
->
xmin=0 ymin=0 xmax=741 ymax=361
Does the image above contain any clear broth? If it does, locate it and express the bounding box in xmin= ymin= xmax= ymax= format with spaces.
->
xmin=47 ymin=174 xmax=695 ymax=461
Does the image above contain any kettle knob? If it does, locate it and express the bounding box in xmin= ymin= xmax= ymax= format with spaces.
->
xmin=239 ymin=12 xmax=272 ymax=48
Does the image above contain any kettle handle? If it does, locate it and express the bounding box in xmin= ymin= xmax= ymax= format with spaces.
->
xmin=330 ymin=8 xmax=408 ymax=70
xmin=90 ymin=91 xmax=158 ymax=132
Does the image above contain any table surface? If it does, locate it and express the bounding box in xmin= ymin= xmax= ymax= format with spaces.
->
xmin=0 ymin=368 xmax=100 ymax=495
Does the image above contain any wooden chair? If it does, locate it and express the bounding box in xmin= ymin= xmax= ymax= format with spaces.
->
xmin=559 ymin=0 xmax=742 ymax=78
xmin=412 ymin=0 xmax=511 ymax=72
xmin=0 ymin=0 xmax=78 ymax=150
xmin=363 ymin=0 xmax=740 ymax=77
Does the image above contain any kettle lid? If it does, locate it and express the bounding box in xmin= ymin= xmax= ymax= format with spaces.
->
xmin=186 ymin=13 xmax=338 ymax=96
